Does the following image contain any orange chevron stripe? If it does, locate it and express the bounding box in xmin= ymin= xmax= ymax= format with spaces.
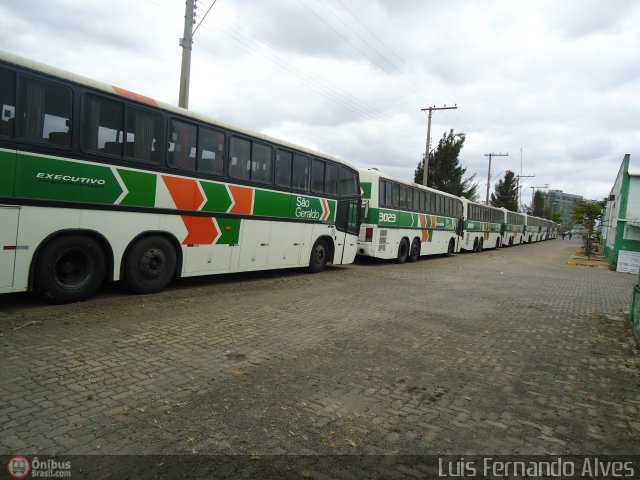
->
xmin=162 ymin=176 xmax=217 ymax=244
xmin=228 ymin=185 xmax=253 ymax=215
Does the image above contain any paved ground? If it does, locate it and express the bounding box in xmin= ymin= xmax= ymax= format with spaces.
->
xmin=1 ymin=238 xmax=638 ymax=459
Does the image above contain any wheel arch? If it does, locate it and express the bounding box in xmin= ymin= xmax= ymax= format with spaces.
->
xmin=29 ymin=229 xmax=115 ymax=290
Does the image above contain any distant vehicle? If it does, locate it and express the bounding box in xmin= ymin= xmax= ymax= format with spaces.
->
xmin=356 ymin=168 xmax=462 ymax=262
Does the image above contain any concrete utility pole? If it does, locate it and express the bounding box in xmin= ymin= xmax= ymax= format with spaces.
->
xmin=178 ymin=0 xmax=195 ymax=109
xmin=420 ymin=104 xmax=457 ymax=187
xmin=484 ymin=152 xmax=508 ymax=204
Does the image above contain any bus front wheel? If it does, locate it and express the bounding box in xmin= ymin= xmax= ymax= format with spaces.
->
xmin=125 ymin=236 xmax=177 ymax=294
xmin=308 ymin=239 xmax=329 ymax=273
xmin=35 ymin=234 xmax=107 ymax=303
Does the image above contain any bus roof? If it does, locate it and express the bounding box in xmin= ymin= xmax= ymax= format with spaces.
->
xmin=358 ymin=167 xmax=463 ymax=201
xmin=0 ymin=49 xmax=353 ymax=168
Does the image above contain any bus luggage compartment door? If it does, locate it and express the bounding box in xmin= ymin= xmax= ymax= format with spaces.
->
xmin=0 ymin=206 xmax=20 ymax=289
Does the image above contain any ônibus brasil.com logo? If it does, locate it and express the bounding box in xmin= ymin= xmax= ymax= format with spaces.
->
xmin=6 ymin=456 xmax=72 ymax=478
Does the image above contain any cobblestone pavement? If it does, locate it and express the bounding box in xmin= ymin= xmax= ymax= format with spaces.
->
xmin=1 ymin=239 xmax=638 ymax=456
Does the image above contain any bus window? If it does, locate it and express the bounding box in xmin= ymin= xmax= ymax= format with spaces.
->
xmin=168 ymin=119 xmax=197 ymax=170
xmin=339 ymin=167 xmax=358 ymax=197
xmin=18 ymin=77 xmax=71 ymax=147
xmin=413 ymin=189 xmax=420 ymax=212
xmin=292 ymin=154 xmax=309 ymax=191
xmin=83 ymin=95 xmax=124 ymax=155
xmin=385 ymin=181 xmax=392 ymax=207
xmin=229 ymin=137 xmax=251 ymax=180
xmin=392 ymin=183 xmax=399 ymax=208
xmin=275 ymin=149 xmax=292 ymax=187
xmin=379 ymin=180 xmax=386 ymax=206
xmin=198 ymin=127 xmax=225 ymax=175
xmin=251 ymin=142 xmax=273 ymax=183
xmin=325 ymin=163 xmax=338 ymax=196
xmin=419 ymin=191 xmax=426 ymax=212
xmin=399 ymin=185 xmax=407 ymax=209
xmin=126 ymin=107 xmax=162 ymax=163
xmin=311 ymin=158 xmax=325 ymax=193
xmin=0 ymin=68 xmax=15 ymax=138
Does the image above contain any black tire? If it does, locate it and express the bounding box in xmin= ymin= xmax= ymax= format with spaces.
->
xmin=496 ymin=238 xmax=501 ymax=249
xmin=408 ymin=238 xmax=420 ymax=262
xmin=35 ymin=234 xmax=106 ymax=303
xmin=308 ymin=239 xmax=329 ymax=273
xmin=473 ymin=238 xmax=479 ymax=253
xmin=396 ymin=238 xmax=409 ymax=264
xmin=125 ymin=236 xmax=177 ymax=294
xmin=478 ymin=238 xmax=484 ymax=252
xmin=446 ymin=238 xmax=455 ymax=257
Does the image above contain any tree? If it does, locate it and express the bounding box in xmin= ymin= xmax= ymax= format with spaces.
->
xmin=414 ymin=129 xmax=479 ymax=200
xmin=490 ymin=170 xmax=518 ymax=211
xmin=571 ymin=199 xmax=605 ymax=259
xmin=532 ymin=190 xmax=545 ymax=217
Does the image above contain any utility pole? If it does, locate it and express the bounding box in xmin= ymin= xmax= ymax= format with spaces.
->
xmin=420 ymin=104 xmax=457 ymax=187
xmin=178 ymin=0 xmax=195 ymax=109
xmin=515 ymin=174 xmax=534 ymax=212
xmin=530 ymin=185 xmax=548 ymax=214
xmin=484 ymin=152 xmax=508 ymax=204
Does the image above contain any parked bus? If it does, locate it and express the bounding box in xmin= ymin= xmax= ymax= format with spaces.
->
xmin=502 ymin=209 xmax=527 ymax=246
xmin=459 ymin=199 xmax=504 ymax=252
xmin=525 ymin=215 xmax=545 ymax=243
xmin=0 ymin=51 xmax=361 ymax=303
xmin=357 ymin=168 xmax=463 ymax=263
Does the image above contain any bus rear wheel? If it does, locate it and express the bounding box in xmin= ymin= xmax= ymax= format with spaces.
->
xmin=35 ymin=234 xmax=107 ymax=303
xmin=125 ymin=236 xmax=177 ymax=294
xmin=396 ymin=238 xmax=409 ymax=264
xmin=408 ymin=238 xmax=420 ymax=262
xmin=308 ymin=239 xmax=329 ymax=273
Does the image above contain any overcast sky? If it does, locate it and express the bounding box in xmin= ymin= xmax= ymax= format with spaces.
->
xmin=2 ymin=0 xmax=638 ymax=203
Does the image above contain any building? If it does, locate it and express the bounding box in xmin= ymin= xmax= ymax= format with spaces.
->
xmin=601 ymin=154 xmax=640 ymax=273
xmin=546 ymin=189 xmax=583 ymax=229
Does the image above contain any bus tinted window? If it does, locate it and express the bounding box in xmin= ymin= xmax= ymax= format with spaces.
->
xmin=18 ymin=77 xmax=71 ymax=147
xmin=419 ymin=191 xmax=426 ymax=212
xmin=339 ymin=167 xmax=358 ymax=197
xmin=384 ymin=182 xmax=391 ymax=207
xmin=125 ymin=107 xmax=162 ymax=163
xmin=311 ymin=158 xmax=325 ymax=193
xmin=199 ymin=127 xmax=225 ymax=175
xmin=275 ymin=150 xmax=292 ymax=187
xmin=292 ymin=154 xmax=309 ymax=191
xmin=251 ymin=142 xmax=273 ymax=183
xmin=168 ymin=119 xmax=197 ymax=170
xmin=0 ymin=68 xmax=15 ymax=138
xmin=325 ymin=163 xmax=338 ymax=196
xmin=392 ymin=183 xmax=399 ymax=208
xmin=83 ymin=95 xmax=124 ymax=155
xmin=379 ymin=180 xmax=386 ymax=206
xmin=229 ymin=137 xmax=251 ymax=180
xmin=413 ymin=189 xmax=420 ymax=212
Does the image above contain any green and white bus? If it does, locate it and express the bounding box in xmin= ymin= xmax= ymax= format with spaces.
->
xmin=459 ymin=199 xmax=504 ymax=252
xmin=525 ymin=215 xmax=545 ymax=243
xmin=0 ymin=51 xmax=361 ymax=303
xmin=502 ymin=209 xmax=526 ymax=246
xmin=357 ymin=168 xmax=463 ymax=262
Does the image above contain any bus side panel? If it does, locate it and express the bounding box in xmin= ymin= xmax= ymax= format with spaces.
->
xmin=0 ymin=206 xmax=20 ymax=291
